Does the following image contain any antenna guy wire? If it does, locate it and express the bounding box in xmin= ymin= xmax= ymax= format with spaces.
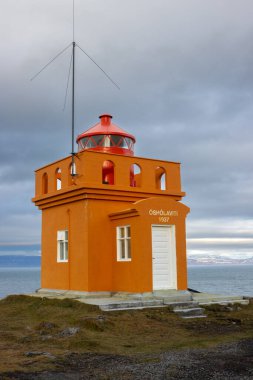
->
xmin=76 ymin=43 xmax=120 ymax=90
xmin=30 ymin=43 xmax=72 ymax=81
xmin=63 ymin=51 xmax=73 ymax=111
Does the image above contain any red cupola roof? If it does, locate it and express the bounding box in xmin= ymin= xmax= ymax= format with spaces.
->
xmin=76 ymin=114 xmax=136 ymax=156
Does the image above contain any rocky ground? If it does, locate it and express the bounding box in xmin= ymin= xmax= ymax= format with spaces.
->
xmin=2 ymin=339 xmax=253 ymax=379
xmin=0 ymin=296 xmax=252 ymax=379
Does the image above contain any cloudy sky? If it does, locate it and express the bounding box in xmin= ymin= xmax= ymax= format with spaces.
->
xmin=0 ymin=0 xmax=253 ymax=258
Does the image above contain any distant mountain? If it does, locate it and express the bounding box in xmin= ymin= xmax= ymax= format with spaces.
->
xmin=1 ymin=254 xmax=252 ymax=268
xmin=188 ymin=255 xmax=253 ymax=265
xmin=0 ymin=255 xmax=41 ymax=268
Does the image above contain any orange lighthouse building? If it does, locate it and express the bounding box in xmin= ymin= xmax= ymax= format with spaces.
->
xmin=33 ymin=115 xmax=190 ymax=294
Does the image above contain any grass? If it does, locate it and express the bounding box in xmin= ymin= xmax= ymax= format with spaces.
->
xmin=0 ymin=295 xmax=252 ymax=373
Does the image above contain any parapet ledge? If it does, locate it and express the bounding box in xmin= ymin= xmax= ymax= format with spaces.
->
xmin=109 ymin=208 xmax=139 ymax=220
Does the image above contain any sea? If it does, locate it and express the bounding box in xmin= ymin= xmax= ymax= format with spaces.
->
xmin=0 ymin=265 xmax=252 ymax=299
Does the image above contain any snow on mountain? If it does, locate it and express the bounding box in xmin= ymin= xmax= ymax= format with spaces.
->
xmin=188 ymin=254 xmax=253 ymax=265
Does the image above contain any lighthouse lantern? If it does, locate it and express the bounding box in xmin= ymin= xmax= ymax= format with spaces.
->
xmin=76 ymin=114 xmax=135 ymax=156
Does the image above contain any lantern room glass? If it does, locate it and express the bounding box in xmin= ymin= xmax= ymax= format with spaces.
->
xmin=78 ymin=134 xmax=134 ymax=151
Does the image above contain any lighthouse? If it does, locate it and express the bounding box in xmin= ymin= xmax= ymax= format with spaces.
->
xmin=33 ymin=115 xmax=190 ymax=294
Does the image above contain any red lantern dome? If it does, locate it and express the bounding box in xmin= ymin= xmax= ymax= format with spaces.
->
xmin=76 ymin=114 xmax=136 ymax=156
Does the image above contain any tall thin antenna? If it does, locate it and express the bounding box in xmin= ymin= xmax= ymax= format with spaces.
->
xmin=31 ymin=0 xmax=120 ymax=179
xmin=71 ymin=41 xmax=76 ymax=176
xmin=70 ymin=0 xmax=76 ymax=177
xmin=73 ymin=0 xmax=75 ymax=41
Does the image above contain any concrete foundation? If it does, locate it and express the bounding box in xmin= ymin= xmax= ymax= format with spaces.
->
xmin=29 ymin=288 xmax=249 ymax=318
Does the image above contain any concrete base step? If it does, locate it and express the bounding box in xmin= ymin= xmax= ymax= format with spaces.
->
xmin=100 ymin=305 xmax=168 ymax=312
xmin=192 ymin=293 xmax=245 ymax=302
xmin=181 ymin=315 xmax=207 ymax=319
xmin=199 ymin=299 xmax=249 ymax=306
xmin=99 ymin=298 xmax=207 ymax=318
xmin=173 ymin=307 xmax=206 ymax=318
xmin=158 ymin=294 xmax=192 ymax=303
xmin=99 ymin=299 xmax=164 ymax=311
xmin=164 ymin=301 xmax=199 ymax=308
xmin=125 ymin=290 xmax=193 ymax=303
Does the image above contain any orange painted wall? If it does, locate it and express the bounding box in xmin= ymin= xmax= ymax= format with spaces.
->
xmin=33 ymin=150 xmax=190 ymax=293
xmin=41 ymin=201 xmax=89 ymax=291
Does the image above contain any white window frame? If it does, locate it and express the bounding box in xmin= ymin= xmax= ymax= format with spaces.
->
xmin=116 ymin=225 xmax=131 ymax=261
xmin=57 ymin=230 xmax=68 ymax=262
xmin=56 ymin=168 xmax=62 ymax=190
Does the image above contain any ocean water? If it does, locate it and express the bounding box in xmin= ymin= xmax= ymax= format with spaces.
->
xmin=0 ymin=267 xmax=40 ymax=299
xmin=188 ymin=265 xmax=253 ymax=297
xmin=0 ymin=265 xmax=252 ymax=299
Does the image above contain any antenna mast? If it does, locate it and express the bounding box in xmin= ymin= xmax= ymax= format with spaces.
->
xmin=70 ymin=41 xmax=76 ymax=176
xmin=70 ymin=1 xmax=76 ymax=176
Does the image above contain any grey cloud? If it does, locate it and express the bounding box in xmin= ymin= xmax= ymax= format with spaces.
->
xmin=0 ymin=0 xmax=253 ymax=252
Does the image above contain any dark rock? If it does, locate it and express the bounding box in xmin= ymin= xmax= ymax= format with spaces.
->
xmin=25 ymin=352 xmax=56 ymax=359
xmin=41 ymin=335 xmax=53 ymax=341
xmin=37 ymin=321 xmax=58 ymax=330
xmin=58 ymin=327 xmax=80 ymax=337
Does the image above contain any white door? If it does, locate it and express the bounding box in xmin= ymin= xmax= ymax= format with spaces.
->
xmin=151 ymin=225 xmax=177 ymax=290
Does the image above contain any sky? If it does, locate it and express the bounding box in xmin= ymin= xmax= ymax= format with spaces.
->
xmin=0 ymin=0 xmax=253 ymax=258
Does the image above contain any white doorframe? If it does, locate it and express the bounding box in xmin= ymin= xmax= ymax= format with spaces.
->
xmin=151 ymin=225 xmax=177 ymax=290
